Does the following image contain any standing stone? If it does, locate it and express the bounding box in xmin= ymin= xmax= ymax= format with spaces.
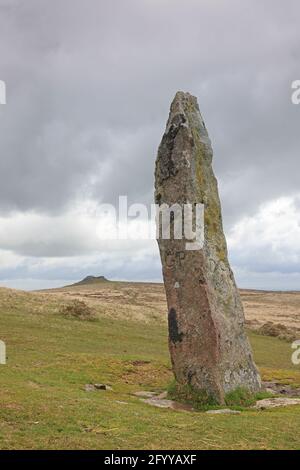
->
xmin=155 ymin=91 xmax=261 ymax=404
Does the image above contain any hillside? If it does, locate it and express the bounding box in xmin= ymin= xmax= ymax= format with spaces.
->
xmin=66 ymin=276 xmax=109 ymax=287
xmin=40 ymin=279 xmax=300 ymax=331
xmin=0 ymin=283 xmax=300 ymax=449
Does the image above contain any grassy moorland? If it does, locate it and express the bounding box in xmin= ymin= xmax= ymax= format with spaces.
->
xmin=0 ymin=282 xmax=300 ymax=450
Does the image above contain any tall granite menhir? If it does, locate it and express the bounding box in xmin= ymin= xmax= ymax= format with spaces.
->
xmin=155 ymin=92 xmax=261 ymax=403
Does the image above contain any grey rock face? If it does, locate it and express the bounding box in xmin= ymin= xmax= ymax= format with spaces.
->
xmin=155 ymin=91 xmax=261 ymax=404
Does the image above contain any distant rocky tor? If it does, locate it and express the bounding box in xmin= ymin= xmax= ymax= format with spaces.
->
xmin=68 ymin=275 xmax=108 ymax=287
xmin=155 ymin=91 xmax=261 ymax=404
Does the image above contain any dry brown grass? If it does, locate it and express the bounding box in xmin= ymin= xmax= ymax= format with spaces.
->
xmin=41 ymin=282 xmax=300 ymax=332
xmin=2 ymin=282 xmax=300 ymax=336
xmin=241 ymin=289 xmax=300 ymax=331
xmin=40 ymin=281 xmax=167 ymax=324
xmin=59 ymin=299 xmax=97 ymax=321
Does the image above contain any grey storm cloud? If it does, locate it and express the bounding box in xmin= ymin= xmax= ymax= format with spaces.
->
xmin=0 ymin=0 xmax=299 ymax=289
xmin=0 ymin=0 xmax=299 ymax=215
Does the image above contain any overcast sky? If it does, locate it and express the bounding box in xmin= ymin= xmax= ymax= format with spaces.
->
xmin=0 ymin=0 xmax=299 ymax=290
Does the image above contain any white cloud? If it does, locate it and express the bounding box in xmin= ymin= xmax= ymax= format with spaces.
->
xmin=0 ymin=201 xmax=160 ymax=289
xmin=228 ymin=194 xmax=300 ymax=288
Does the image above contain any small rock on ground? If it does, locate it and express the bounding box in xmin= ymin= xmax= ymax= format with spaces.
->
xmin=254 ymin=397 xmax=300 ymax=409
xmin=206 ymin=409 xmax=241 ymax=415
xmin=262 ymin=381 xmax=300 ymax=397
xmin=141 ymin=397 xmax=194 ymax=412
xmin=133 ymin=391 xmax=158 ymax=398
xmin=134 ymin=390 xmax=194 ymax=411
xmin=142 ymin=398 xmax=174 ymax=409
xmin=85 ymin=383 xmax=112 ymax=392
xmin=265 ymin=387 xmax=277 ymax=395
xmin=94 ymin=383 xmax=112 ymax=390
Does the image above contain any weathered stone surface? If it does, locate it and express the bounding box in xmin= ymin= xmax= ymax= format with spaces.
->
xmin=263 ymin=381 xmax=300 ymax=397
xmin=84 ymin=383 xmax=112 ymax=391
xmin=155 ymin=91 xmax=261 ymax=404
xmin=141 ymin=397 xmax=194 ymax=412
xmin=206 ymin=409 xmax=241 ymax=415
xmin=133 ymin=391 xmax=158 ymax=398
xmin=254 ymin=398 xmax=300 ymax=410
xmin=94 ymin=383 xmax=112 ymax=390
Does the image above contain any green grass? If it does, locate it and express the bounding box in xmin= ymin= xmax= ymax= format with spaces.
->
xmin=1 ymin=299 xmax=300 ymax=449
xmin=224 ymin=387 xmax=272 ymax=408
xmin=167 ymin=380 xmax=218 ymax=409
xmin=167 ymin=379 xmax=273 ymax=412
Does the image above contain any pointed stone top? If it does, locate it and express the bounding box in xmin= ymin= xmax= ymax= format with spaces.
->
xmin=166 ymin=91 xmax=212 ymax=160
xmin=168 ymin=91 xmax=199 ymax=122
xmin=173 ymin=90 xmax=198 ymax=104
